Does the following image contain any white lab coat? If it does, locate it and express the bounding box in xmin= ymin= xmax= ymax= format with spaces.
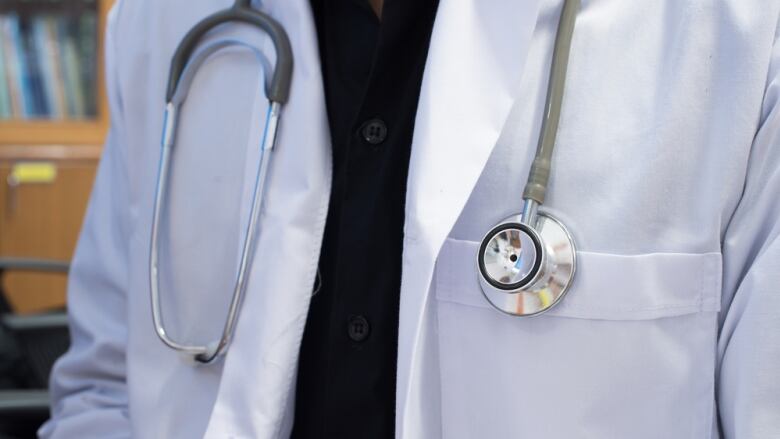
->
xmin=40 ymin=0 xmax=780 ymax=437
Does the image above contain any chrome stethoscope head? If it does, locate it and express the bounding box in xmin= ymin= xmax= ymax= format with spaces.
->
xmin=477 ymin=200 xmax=576 ymax=316
xmin=477 ymin=0 xmax=580 ymax=317
xmin=149 ymin=0 xmax=293 ymax=364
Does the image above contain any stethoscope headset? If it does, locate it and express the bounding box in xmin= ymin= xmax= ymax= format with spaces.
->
xmin=149 ymin=0 xmax=580 ymax=363
xmin=149 ymin=0 xmax=292 ymax=363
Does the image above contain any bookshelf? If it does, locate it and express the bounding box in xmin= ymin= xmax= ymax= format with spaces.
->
xmin=0 ymin=0 xmax=112 ymax=145
xmin=0 ymin=0 xmax=112 ymax=314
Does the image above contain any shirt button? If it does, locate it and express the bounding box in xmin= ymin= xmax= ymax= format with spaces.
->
xmin=347 ymin=315 xmax=371 ymax=342
xmin=360 ymin=119 xmax=388 ymax=145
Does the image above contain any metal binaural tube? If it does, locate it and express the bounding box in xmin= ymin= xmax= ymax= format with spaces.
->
xmin=150 ymin=104 xmax=211 ymax=356
xmin=193 ymin=102 xmax=281 ymax=364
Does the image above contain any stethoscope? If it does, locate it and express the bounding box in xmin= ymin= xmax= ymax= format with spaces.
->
xmin=478 ymin=0 xmax=579 ymax=317
xmin=149 ymin=0 xmax=292 ymax=364
xmin=149 ymin=0 xmax=579 ymax=364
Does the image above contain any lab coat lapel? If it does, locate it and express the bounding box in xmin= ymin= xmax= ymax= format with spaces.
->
xmin=396 ymin=0 xmax=544 ymax=435
xmin=202 ymin=0 xmax=332 ymax=437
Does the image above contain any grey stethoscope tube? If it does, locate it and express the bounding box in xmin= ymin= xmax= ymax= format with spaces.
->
xmin=477 ymin=0 xmax=580 ymax=316
xmin=521 ymin=0 xmax=579 ymax=224
xmin=149 ymin=0 xmax=293 ymax=364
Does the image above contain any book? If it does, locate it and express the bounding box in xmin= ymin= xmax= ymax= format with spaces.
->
xmin=4 ymin=14 xmax=31 ymax=117
xmin=33 ymin=15 xmax=66 ymax=119
xmin=0 ymin=8 xmax=99 ymax=121
xmin=1 ymin=17 xmax=22 ymax=117
xmin=45 ymin=16 xmax=68 ymax=118
xmin=22 ymin=17 xmax=49 ymax=117
xmin=78 ymin=12 xmax=97 ymax=117
xmin=0 ymin=17 xmax=12 ymax=119
xmin=58 ymin=18 xmax=86 ymax=118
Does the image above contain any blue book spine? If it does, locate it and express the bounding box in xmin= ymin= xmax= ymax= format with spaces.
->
xmin=0 ymin=17 xmax=12 ymax=119
xmin=78 ymin=13 xmax=97 ymax=117
xmin=7 ymin=15 xmax=31 ymax=117
xmin=33 ymin=17 xmax=61 ymax=118
xmin=22 ymin=18 xmax=49 ymax=117
xmin=58 ymin=18 xmax=85 ymax=118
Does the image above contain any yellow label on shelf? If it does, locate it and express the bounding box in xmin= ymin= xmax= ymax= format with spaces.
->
xmin=10 ymin=162 xmax=58 ymax=184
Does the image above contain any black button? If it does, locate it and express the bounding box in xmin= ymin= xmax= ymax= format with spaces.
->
xmin=360 ymin=119 xmax=388 ymax=145
xmin=347 ymin=315 xmax=370 ymax=342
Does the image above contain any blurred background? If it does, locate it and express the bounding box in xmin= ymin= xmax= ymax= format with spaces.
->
xmin=0 ymin=0 xmax=112 ymax=436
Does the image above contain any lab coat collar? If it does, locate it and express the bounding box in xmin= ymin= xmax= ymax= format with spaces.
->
xmin=396 ymin=0 xmax=544 ymax=434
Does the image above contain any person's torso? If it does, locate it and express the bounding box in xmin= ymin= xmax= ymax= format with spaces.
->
xmin=106 ymin=0 xmax=779 ymax=437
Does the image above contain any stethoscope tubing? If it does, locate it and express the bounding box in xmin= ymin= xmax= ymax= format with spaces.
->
xmin=521 ymin=0 xmax=580 ymax=225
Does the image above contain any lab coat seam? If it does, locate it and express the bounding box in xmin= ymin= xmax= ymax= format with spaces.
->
xmin=539 ymin=303 xmax=706 ymax=312
xmin=444 ymin=237 xmax=724 ymax=259
xmin=698 ymin=256 xmax=706 ymax=311
xmin=435 ymin=256 xmax=721 ymax=314
xmin=436 ymin=239 xmax=722 ymax=314
xmin=758 ymin=7 xmax=780 ymax=124
xmin=705 ymin=312 xmax=719 ymax=439
xmin=437 ymin=295 xmax=712 ymax=314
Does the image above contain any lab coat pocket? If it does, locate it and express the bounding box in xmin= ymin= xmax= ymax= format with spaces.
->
xmin=433 ymin=237 xmax=721 ymax=439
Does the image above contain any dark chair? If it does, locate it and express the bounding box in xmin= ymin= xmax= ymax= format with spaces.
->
xmin=0 ymin=259 xmax=70 ymax=439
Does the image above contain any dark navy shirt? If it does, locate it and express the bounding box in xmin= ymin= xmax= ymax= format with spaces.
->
xmin=291 ymin=0 xmax=439 ymax=437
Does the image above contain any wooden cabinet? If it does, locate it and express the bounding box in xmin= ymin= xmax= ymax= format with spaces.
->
xmin=0 ymin=146 xmax=99 ymax=313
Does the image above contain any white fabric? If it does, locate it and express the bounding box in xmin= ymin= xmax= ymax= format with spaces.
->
xmin=40 ymin=0 xmax=780 ymax=437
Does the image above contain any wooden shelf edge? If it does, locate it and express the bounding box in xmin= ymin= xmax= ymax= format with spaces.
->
xmin=0 ymin=120 xmax=108 ymax=146
xmin=0 ymin=144 xmax=102 ymax=161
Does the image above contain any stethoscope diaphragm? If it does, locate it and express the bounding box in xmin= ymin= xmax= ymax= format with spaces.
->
xmin=477 ymin=212 xmax=576 ymax=317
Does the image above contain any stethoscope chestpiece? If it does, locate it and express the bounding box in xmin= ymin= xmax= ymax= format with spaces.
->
xmin=477 ymin=211 xmax=576 ymax=317
xmin=474 ymin=0 xmax=581 ymax=317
